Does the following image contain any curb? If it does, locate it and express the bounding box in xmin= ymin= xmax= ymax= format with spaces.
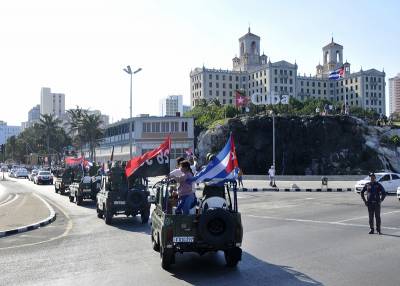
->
xmin=240 ymin=188 xmax=354 ymax=192
xmin=0 ymin=194 xmax=57 ymax=238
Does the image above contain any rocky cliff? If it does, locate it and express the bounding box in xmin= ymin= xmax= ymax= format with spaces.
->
xmin=196 ymin=115 xmax=400 ymax=175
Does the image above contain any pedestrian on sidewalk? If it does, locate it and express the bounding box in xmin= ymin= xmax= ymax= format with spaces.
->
xmin=360 ymin=172 xmax=386 ymax=235
xmin=237 ymin=168 xmax=243 ymax=188
xmin=268 ymin=165 xmax=276 ymax=187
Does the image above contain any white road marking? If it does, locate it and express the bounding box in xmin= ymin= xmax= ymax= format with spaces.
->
xmin=0 ymin=194 xmax=19 ymax=207
xmin=334 ymin=210 xmax=400 ymax=223
xmin=246 ymin=214 xmax=400 ymax=231
xmin=0 ymin=196 xmax=73 ymax=250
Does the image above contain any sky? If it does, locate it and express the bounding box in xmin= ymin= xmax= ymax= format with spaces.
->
xmin=0 ymin=0 xmax=399 ymax=126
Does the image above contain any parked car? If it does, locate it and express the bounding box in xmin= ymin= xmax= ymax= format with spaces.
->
xmin=15 ymin=168 xmax=29 ymax=179
xmin=34 ymin=171 xmax=53 ymax=185
xmin=29 ymin=169 xmax=39 ymax=181
xmin=355 ymin=172 xmax=400 ymax=194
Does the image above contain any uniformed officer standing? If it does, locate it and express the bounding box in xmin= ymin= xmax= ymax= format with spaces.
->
xmin=360 ymin=173 xmax=386 ymax=234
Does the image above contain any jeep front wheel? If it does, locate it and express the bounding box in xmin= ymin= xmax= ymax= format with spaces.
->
xmin=69 ymin=195 xmax=74 ymax=203
xmin=76 ymin=195 xmax=83 ymax=206
xmin=160 ymin=247 xmax=174 ymax=270
xmin=224 ymin=247 xmax=242 ymax=267
xmin=104 ymin=205 xmax=113 ymax=225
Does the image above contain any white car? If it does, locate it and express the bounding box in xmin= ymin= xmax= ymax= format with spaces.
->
xmin=15 ymin=168 xmax=29 ymax=179
xmin=34 ymin=171 xmax=53 ymax=185
xmin=355 ymin=172 xmax=400 ymax=194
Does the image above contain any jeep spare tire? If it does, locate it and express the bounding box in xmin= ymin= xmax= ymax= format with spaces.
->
xmin=126 ymin=190 xmax=144 ymax=209
xmin=199 ymin=208 xmax=234 ymax=247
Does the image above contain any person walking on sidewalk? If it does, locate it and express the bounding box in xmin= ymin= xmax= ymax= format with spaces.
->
xmin=268 ymin=165 xmax=276 ymax=187
xmin=237 ymin=168 xmax=243 ymax=188
xmin=361 ymin=172 xmax=386 ymax=234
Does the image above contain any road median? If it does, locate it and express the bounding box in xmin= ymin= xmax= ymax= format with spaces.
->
xmin=0 ymin=185 xmax=56 ymax=237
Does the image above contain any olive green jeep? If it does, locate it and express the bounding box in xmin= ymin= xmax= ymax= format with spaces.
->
xmin=150 ymin=179 xmax=243 ymax=270
xmin=96 ymin=165 xmax=151 ymax=225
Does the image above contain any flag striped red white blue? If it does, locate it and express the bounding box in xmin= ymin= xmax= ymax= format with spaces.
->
xmin=328 ymin=67 xmax=344 ymax=80
xmin=191 ymin=134 xmax=239 ymax=184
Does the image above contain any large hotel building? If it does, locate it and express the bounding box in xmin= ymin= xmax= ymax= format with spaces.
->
xmin=190 ymin=28 xmax=386 ymax=115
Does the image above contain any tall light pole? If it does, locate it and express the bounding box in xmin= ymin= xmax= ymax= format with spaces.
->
xmin=123 ymin=65 xmax=142 ymax=159
xmin=269 ymin=110 xmax=276 ymax=169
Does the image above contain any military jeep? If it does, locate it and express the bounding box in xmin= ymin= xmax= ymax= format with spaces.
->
xmin=150 ymin=179 xmax=243 ymax=270
xmin=96 ymin=165 xmax=151 ymax=225
xmin=54 ymin=167 xmax=73 ymax=195
xmin=69 ymin=166 xmax=102 ymax=205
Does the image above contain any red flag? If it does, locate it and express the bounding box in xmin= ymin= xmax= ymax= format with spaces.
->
xmin=125 ymin=136 xmax=171 ymax=178
xmin=226 ymin=134 xmax=239 ymax=173
xmin=65 ymin=156 xmax=83 ymax=166
xmin=235 ymin=90 xmax=248 ymax=107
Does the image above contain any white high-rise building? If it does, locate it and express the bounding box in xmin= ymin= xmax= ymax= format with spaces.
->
xmin=159 ymin=95 xmax=183 ymax=116
xmin=0 ymin=121 xmax=21 ymax=145
xmin=40 ymin=87 xmax=65 ymax=118
xmin=389 ymin=74 xmax=400 ymax=115
xmin=190 ymin=29 xmax=386 ymax=115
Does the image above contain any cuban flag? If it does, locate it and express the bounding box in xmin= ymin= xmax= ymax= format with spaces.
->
xmin=191 ymin=134 xmax=239 ymax=184
xmin=328 ymin=67 xmax=344 ymax=80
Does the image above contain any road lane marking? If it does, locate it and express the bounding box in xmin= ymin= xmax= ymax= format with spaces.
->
xmin=0 ymin=194 xmax=19 ymax=207
xmin=246 ymin=214 xmax=400 ymax=231
xmin=334 ymin=210 xmax=400 ymax=223
xmin=0 ymin=196 xmax=73 ymax=250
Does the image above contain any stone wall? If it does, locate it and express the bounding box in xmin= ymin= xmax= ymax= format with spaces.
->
xmin=197 ymin=115 xmax=389 ymax=175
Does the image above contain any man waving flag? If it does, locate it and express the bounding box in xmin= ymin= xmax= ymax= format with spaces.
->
xmin=192 ymin=134 xmax=239 ymax=184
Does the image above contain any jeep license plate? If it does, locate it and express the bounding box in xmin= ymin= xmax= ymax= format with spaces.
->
xmin=114 ymin=201 xmax=126 ymax=205
xmin=173 ymin=236 xmax=194 ymax=243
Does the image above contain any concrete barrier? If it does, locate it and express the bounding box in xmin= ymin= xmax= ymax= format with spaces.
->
xmin=243 ymin=175 xmax=365 ymax=181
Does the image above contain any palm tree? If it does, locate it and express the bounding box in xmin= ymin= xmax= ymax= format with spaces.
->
xmin=65 ymin=106 xmax=87 ymax=153
xmin=38 ymin=114 xmax=62 ymax=156
xmin=81 ymin=113 xmax=104 ymax=161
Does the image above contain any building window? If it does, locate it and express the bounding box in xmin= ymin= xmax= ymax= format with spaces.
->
xmin=222 ymin=75 xmax=225 ymax=80
xmin=216 ymin=75 xmax=219 ymax=80
xmin=209 ymin=82 xmax=212 ymax=88
xmin=275 ymin=78 xmax=277 ymax=83
xmin=171 ymin=122 xmax=179 ymax=132
xmin=209 ymin=74 xmax=212 ymax=80
xmin=223 ymin=91 xmax=226 ymax=96
xmin=161 ymin=122 xmax=169 ymax=132
xmin=274 ymin=69 xmax=277 ymax=75
xmin=216 ymin=83 xmax=219 ymax=88
xmin=216 ymin=91 xmax=219 ymax=96
xmin=209 ymin=90 xmax=212 ymax=96
xmin=181 ymin=121 xmax=188 ymax=132
xmin=223 ymin=83 xmax=226 ymax=88
xmin=143 ymin=122 xmax=151 ymax=132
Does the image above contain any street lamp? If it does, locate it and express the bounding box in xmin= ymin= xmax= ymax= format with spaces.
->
xmin=269 ymin=110 xmax=276 ymax=169
xmin=123 ymin=65 xmax=142 ymax=159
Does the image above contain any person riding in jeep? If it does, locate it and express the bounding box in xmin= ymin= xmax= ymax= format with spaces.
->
xmin=168 ymin=160 xmax=196 ymax=215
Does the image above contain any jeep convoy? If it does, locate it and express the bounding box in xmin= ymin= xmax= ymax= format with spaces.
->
xmin=54 ymin=167 xmax=73 ymax=195
xmin=150 ymin=179 xmax=243 ymax=269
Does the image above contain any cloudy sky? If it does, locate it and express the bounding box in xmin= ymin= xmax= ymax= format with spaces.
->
xmin=0 ymin=0 xmax=399 ymax=126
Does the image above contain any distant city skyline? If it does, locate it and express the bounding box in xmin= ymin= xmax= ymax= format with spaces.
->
xmin=0 ymin=0 xmax=399 ymax=125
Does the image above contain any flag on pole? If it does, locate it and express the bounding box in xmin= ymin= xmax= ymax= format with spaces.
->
xmin=235 ymin=90 xmax=249 ymax=107
xmin=110 ymin=145 xmax=114 ymax=162
xmin=328 ymin=67 xmax=344 ymax=80
xmin=190 ymin=134 xmax=239 ymax=184
xmin=125 ymin=136 xmax=171 ymax=178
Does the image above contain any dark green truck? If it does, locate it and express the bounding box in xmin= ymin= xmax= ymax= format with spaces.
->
xmin=150 ymin=180 xmax=243 ymax=269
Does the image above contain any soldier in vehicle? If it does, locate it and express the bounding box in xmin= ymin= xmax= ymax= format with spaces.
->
xmin=168 ymin=160 xmax=196 ymax=214
xmin=361 ymin=172 xmax=386 ymax=235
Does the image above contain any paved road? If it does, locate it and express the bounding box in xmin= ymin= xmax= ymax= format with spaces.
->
xmin=1 ymin=178 xmax=400 ymax=285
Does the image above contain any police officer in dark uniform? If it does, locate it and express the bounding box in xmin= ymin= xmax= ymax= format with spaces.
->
xmin=360 ymin=172 xmax=386 ymax=234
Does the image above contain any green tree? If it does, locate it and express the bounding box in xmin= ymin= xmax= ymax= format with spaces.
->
xmin=38 ymin=114 xmax=62 ymax=155
xmin=80 ymin=113 xmax=104 ymax=161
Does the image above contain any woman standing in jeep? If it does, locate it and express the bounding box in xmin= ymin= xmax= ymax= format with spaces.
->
xmin=169 ymin=160 xmax=196 ymax=215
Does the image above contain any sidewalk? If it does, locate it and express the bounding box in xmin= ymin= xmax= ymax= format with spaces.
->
xmin=0 ymin=182 xmax=56 ymax=236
